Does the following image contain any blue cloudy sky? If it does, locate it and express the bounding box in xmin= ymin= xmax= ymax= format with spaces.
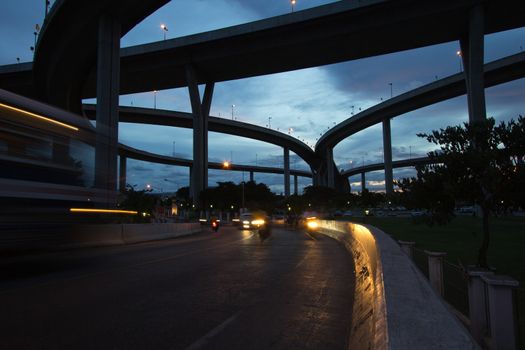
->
xmin=1 ymin=0 xmax=525 ymax=194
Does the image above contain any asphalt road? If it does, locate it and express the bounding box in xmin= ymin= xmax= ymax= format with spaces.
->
xmin=0 ymin=225 xmax=355 ymax=350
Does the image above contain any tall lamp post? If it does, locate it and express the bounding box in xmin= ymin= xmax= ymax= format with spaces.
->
xmin=291 ymin=0 xmax=296 ymax=12
xmin=456 ymin=50 xmax=463 ymax=72
xmin=388 ymin=82 xmax=393 ymax=98
xmin=231 ymin=104 xmax=235 ymax=120
xmin=160 ymin=24 xmax=168 ymax=40
xmin=153 ymin=90 xmax=158 ymax=109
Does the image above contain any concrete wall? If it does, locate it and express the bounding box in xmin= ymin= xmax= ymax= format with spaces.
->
xmin=317 ymin=220 xmax=479 ymax=350
xmin=71 ymin=222 xmax=202 ymax=248
xmin=0 ymin=223 xmax=202 ymax=252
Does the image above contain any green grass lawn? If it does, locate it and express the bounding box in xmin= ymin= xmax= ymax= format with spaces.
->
xmin=351 ymin=215 xmax=525 ymax=347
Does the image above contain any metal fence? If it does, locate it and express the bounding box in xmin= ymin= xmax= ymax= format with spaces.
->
xmin=412 ymin=247 xmax=469 ymax=317
xmin=443 ymin=261 xmax=469 ymax=317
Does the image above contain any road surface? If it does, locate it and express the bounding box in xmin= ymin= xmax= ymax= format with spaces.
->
xmin=0 ymin=225 xmax=355 ymax=349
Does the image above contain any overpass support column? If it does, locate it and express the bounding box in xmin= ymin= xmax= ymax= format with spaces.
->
xmin=361 ymin=172 xmax=366 ymax=192
xmin=119 ymin=156 xmax=127 ymax=192
xmin=186 ymin=64 xmax=214 ymax=206
xmin=249 ymin=171 xmax=254 ymax=182
xmin=284 ymin=147 xmax=290 ymax=197
xmin=326 ymin=147 xmax=335 ymax=188
xmin=95 ymin=14 xmax=121 ymax=207
xmin=189 ymin=166 xmax=193 ymax=195
xmin=311 ymin=166 xmax=319 ymax=186
xmin=294 ymin=175 xmax=298 ymax=195
xmin=460 ymin=5 xmax=486 ymax=125
xmin=382 ymin=118 xmax=393 ymax=196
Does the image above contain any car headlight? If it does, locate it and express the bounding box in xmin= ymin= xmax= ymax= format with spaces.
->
xmin=251 ymin=219 xmax=265 ymax=225
xmin=306 ymin=220 xmax=319 ymax=229
xmin=242 ymin=220 xmax=250 ymax=225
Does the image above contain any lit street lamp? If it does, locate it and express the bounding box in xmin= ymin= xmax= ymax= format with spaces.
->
xmin=456 ymin=50 xmax=463 ymax=72
xmin=160 ymin=24 xmax=168 ymax=40
xmin=291 ymin=0 xmax=296 ymax=12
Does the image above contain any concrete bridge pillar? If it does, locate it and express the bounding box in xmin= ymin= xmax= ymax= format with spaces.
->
xmin=481 ymin=274 xmax=520 ymax=350
xmin=311 ymin=167 xmax=319 ymax=186
xmin=326 ymin=147 xmax=335 ymax=188
xmin=249 ymin=171 xmax=254 ymax=182
xmin=425 ymin=251 xmax=446 ymax=297
xmin=294 ymin=174 xmax=298 ymax=195
xmin=467 ymin=269 xmax=494 ymax=346
xmin=382 ymin=118 xmax=393 ymax=196
xmin=398 ymin=240 xmax=415 ymax=259
xmin=186 ymin=64 xmax=214 ymax=206
xmin=361 ymin=172 xmax=366 ymax=192
xmin=284 ymin=147 xmax=290 ymax=197
xmin=189 ymin=166 xmax=193 ymax=195
xmin=94 ymin=14 xmax=120 ymax=207
xmin=119 ymin=156 xmax=127 ymax=192
xmin=460 ymin=4 xmax=486 ymax=125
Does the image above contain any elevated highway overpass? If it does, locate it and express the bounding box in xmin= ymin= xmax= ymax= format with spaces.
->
xmin=83 ymin=104 xmax=319 ymax=168
xmin=32 ymin=0 xmax=525 ymax=109
xmin=316 ymin=51 xmax=525 ymax=191
xmin=2 ymin=0 xmax=525 ymax=199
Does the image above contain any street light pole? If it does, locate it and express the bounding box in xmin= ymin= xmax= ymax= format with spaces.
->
xmin=153 ymin=90 xmax=157 ymax=109
xmin=231 ymin=104 xmax=235 ymax=120
xmin=291 ymin=0 xmax=296 ymax=12
xmin=456 ymin=50 xmax=463 ymax=72
xmin=389 ymin=82 xmax=393 ymax=98
xmin=161 ymin=24 xmax=168 ymax=40
xmin=268 ymin=116 xmax=272 ymax=128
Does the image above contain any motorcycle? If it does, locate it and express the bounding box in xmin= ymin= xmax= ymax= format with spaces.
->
xmin=211 ymin=219 xmax=220 ymax=232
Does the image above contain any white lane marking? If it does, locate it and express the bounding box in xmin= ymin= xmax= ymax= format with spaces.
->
xmin=304 ymin=231 xmax=318 ymax=241
xmin=295 ymin=252 xmax=310 ymax=269
xmin=184 ymin=311 xmax=242 ymax=350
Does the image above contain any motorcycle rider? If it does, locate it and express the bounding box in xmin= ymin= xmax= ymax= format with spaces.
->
xmin=210 ymin=216 xmax=220 ymax=232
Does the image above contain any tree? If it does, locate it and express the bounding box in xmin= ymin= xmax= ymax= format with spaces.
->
xmin=397 ymin=116 xmax=525 ymax=267
xmin=120 ymin=185 xmax=157 ymax=222
xmin=199 ymin=181 xmax=278 ymax=213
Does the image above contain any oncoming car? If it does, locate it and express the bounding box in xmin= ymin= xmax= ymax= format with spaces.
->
xmin=240 ymin=212 xmax=268 ymax=230
xmin=300 ymin=211 xmax=320 ymax=232
xmin=240 ymin=211 xmax=272 ymax=241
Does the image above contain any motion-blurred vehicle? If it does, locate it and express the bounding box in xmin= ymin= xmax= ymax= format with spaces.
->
xmin=240 ymin=211 xmax=271 ymax=241
xmin=271 ymin=214 xmax=285 ymax=225
xmin=300 ymin=211 xmax=320 ymax=232
xmin=211 ymin=218 xmax=220 ymax=232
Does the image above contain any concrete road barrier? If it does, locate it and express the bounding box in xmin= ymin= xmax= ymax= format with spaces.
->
xmin=317 ymin=220 xmax=479 ymax=350
xmin=122 ymin=223 xmax=201 ymax=244
xmin=0 ymin=223 xmax=202 ymax=253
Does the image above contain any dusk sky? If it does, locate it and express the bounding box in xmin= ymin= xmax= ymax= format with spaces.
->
xmin=1 ymin=0 xmax=524 ymax=194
